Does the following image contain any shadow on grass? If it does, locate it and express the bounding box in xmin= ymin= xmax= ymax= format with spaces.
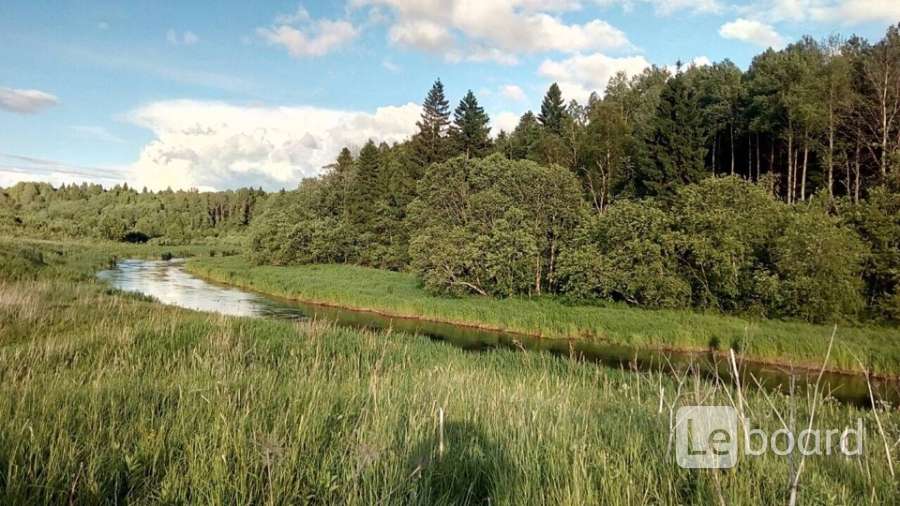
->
xmin=408 ymin=419 xmax=513 ymax=504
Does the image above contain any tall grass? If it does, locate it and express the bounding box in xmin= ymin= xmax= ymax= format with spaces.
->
xmin=0 ymin=280 xmax=898 ymax=504
xmin=187 ymin=257 xmax=900 ymax=375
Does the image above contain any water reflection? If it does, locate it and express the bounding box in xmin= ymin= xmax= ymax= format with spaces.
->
xmin=98 ymin=259 xmax=900 ymax=407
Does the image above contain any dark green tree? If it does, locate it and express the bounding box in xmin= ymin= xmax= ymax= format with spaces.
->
xmin=412 ymin=79 xmax=451 ymax=167
xmin=538 ymin=83 xmax=567 ymax=134
xmin=450 ymin=90 xmax=492 ymax=158
xmin=633 ymin=73 xmax=710 ymax=196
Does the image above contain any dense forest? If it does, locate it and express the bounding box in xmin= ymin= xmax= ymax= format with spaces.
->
xmin=249 ymin=25 xmax=900 ymax=323
xmin=0 ymin=181 xmax=268 ymax=243
xmin=3 ymin=25 xmax=899 ymax=323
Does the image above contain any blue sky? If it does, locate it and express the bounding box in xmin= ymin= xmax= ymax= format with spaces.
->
xmin=1 ymin=0 xmax=897 ymax=190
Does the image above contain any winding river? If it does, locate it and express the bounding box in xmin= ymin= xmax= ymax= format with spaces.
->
xmin=98 ymin=259 xmax=900 ymax=407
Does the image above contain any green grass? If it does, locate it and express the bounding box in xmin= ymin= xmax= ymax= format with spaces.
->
xmin=1 ymin=280 xmax=898 ymax=504
xmin=187 ymin=256 xmax=900 ymax=375
xmin=1 ymin=238 xmax=897 ymax=503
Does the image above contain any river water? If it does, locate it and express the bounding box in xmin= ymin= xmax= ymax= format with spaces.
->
xmin=98 ymin=259 xmax=900 ymax=407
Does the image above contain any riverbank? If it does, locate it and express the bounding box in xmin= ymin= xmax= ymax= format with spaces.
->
xmin=187 ymin=256 xmax=900 ymax=376
xmin=1 ymin=274 xmax=898 ymax=502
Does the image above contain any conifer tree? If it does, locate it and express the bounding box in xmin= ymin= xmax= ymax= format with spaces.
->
xmin=450 ymin=90 xmax=491 ymax=158
xmin=538 ymin=83 xmax=567 ymax=134
xmin=634 ymin=73 xmax=710 ymax=196
xmin=412 ymin=79 xmax=451 ymax=167
xmin=348 ymin=140 xmax=381 ymax=227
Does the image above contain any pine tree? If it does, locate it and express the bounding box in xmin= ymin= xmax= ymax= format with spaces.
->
xmin=348 ymin=140 xmax=381 ymax=227
xmin=412 ymin=79 xmax=451 ymax=167
xmin=634 ymin=73 xmax=710 ymax=196
xmin=450 ymin=90 xmax=491 ymax=158
xmin=538 ymin=83 xmax=567 ymax=134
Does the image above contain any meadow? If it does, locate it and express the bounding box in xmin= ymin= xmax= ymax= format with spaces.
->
xmin=1 ymin=251 xmax=899 ymax=504
xmin=187 ymin=256 xmax=900 ymax=376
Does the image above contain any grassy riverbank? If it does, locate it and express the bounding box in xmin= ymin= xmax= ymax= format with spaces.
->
xmin=187 ymin=256 xmax=900 ymax=375
xmin=1 ymin=273 xmax=898 ymax=503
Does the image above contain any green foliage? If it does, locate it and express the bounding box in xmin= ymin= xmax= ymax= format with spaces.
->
xmin=412 ymin=78 xmax=451 ymax=166
xmin=538 ymin=83 xmax=567 ymax=134
xmin=409 ymin=155 xmax=585 ymax=297
xmin=558 ymin=201 xmax=689 ymax=308
xmin=633 ymin=71 xmax=711 ymax=196
xmin=772 ymin=206 xmax=867 ymax=321
xmin=841 ymin=187 xmax=900 ymax=320
xmin=0 ymin=181 xmax=266 ymax=243
xmin=669 ymin=177 xmax=784 ymax=311
xmin=449 ymin=90 xmax=492 ymax=158
xmin=560 ymin=177 xmax=868 ymax=321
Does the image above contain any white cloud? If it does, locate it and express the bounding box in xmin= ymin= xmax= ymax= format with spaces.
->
xmin=388 ymin=19 xmax=454 ymax=52
xmin=382 ymin=59 xmax=400 ymax=72
xmin=127 ymin=100 xmax=421 ymax=190
xmin=493 ymin=111 xmax=522 ymax=134
xmin=0 ymin=87 xmax=59 ymax=114
xmin=167 ymin=29 xmax=199 ymax=46
xmin=538 ymin=52 xmax=652 ymax=102
xmin=257 ymin=6 xmax=359 ymax=58
xmin=353 ymin=0 xmax=630 ymax=63
xmin=596 ymin=0 xmax=723 ymax=15
xmin=258 ymin=16 xmax=359 ymax=57
xmin=719 ymin=18 xmax=785 ymax=49
xmin=501 ymin=85 xmax=527 ymax=102
xmin=743 ymin=0 xmax=900 ymax=25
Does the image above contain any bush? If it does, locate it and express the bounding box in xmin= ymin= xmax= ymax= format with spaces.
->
xmin=669 ymin=176 xmax=785 ymax=311
xmin=842 ymin=187 xmax=900 ymax=320
xmin=558 ymin=201 xmax=690 ymax=308
xmin=773 ymin=208 xmax=866 ymax=322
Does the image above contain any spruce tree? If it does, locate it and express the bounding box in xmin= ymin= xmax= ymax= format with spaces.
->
xmin=348 ymin=140 xmax=381 ymax=227
xmin=538 ymin=83 xmax=567 ymax=134
xmin=413 ymin=79 xmax=451 ymax=167
xmin=450 ymin=90 xmax=491 ymax=158
xmin=634 ymin=73 xmax=710 ymax=196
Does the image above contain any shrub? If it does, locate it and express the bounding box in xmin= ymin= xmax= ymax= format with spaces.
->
xmin=773 ymin=208 xmax=867 ymax=322
xmin=558 ymin=200 xmax=690 ymax=308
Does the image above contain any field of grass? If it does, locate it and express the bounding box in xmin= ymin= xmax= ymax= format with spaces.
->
xmin=186 ymin=256 xmax=900 ymax=376
xmin=1 ymin=269 xmax=898 ymax=503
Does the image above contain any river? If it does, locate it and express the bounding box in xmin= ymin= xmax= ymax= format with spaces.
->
xmin=98 ymin=259 xmax=900 ymax=407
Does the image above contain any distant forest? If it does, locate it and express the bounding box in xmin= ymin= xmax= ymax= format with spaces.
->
xmin=2 ymin=25 xmax=899 ymax=322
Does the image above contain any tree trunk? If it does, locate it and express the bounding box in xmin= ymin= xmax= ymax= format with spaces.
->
xmin=787 ymin=130 xmax=794 ymax=204
xmin=534 ymin=256 xmax=542 ymax=296
xmin=730 ymin=124 xmax=735 ymax=176
xmin=827 ymin=105 xmax=835 ymax=199
xmin=756 ymin=133 xmax=761 ymax=181
xmin=801 ymin=141 xmax=809 ymax=202
xmin=747 ymin=133 xmax=752 ymax=179
xmin=712 ymin=134 xmax=717 ymax=173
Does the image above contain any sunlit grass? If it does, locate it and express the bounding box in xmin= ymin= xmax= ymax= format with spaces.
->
xmin=0 ymin=279 xmax=897 ymax=504
xmin=187 ymin=256 xmax=900 ymax=375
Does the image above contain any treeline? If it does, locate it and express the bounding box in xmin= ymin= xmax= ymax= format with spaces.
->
xmin=0 ymin=181 xmax=269 ymax=243
xmin=252 ymin=25 xmax=900 ymax=323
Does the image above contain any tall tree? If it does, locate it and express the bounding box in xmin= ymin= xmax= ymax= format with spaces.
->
xmin=858 ymin=24 xmax=900 ymax=180
xmin=450 ymin=90 xmax=492 ymax=159
xmin=348 ymin=140 xmax=382 ymax=228
xmin=412 ymin=79 xmax=451 ymax=168
xmin=633 ymin=73 xmax=710 ymax=196
xmin=538 ymin=83 xmax=567 ymax=134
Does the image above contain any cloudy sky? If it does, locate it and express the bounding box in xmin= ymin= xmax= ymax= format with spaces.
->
xmin=1 ymin=1 xmax=897 ymax=190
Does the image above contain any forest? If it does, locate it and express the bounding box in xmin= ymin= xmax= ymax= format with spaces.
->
xmin=3 ymin=25 xmax=900 ymax=323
